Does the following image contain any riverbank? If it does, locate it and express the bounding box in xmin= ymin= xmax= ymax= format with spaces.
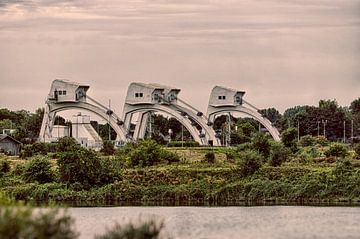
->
xmin=1 ymin=146 xmax=360 ymax=205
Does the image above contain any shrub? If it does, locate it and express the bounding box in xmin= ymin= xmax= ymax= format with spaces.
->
xmin=236 ymin=149 xmax=263 ymax=177
xmin=0 ymin=207 xmax=78 ymax=239
xmin=120 ymin=140 xmax=179 ymax=167
xmin=167 ymin=141 xmax=200 ymax=147
xmin=20 ymin=144 xmax=34 ymax=158
xmin=354 ymin=144 xmax=360 ymax=159
xmin=57 ymin=137 xmax=80 ymax=152
xmin=0 ymin=159 xmax=10 ymax=174
xmin=204 ymin=152 xmax=215 ymax=163
xmin=333 ymin=159 xmax=354 ymax=177
xmin=251 ymin=133 xmax=271 ymax=158
xmin=314 ymin=136 xmax=329 ymax=146
xmin=58 ymin=148 xmax=121 ymax=188
xmin=269 ymin=142 xmax=291 ymax=167
xmin=281 ymin=128 xmax=298 ymax=152
xmin=159 ymin=150 xmax=180 ymax=164
xmin=95 ymin=220 xmax=165 ymax=239
xmin=324 ymin=143 xmax=349 ymax=158
xmin=101 ymin=140 xmax=115 ymax=156
xmin=58 ymin=148 xmax=102 ymax=187
xmin=299 ymin=135 xmax=316 ymax=147
xmin=23 ymin=156 xmax=55 ymax=184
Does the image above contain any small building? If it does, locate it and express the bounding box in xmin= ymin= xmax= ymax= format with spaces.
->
xmin=125 ymin=82 xmax=180 ymax=105
xmin=48 ymin=79 xmax=90 ymax=103
xmin=0 ymin=134 xmax=22 ymax=155
xmin=208 ymin=86 xmax=245 ymax=107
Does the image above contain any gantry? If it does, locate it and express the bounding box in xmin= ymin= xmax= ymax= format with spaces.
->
xmin=39 ymin=80 xmax=280 ymax=146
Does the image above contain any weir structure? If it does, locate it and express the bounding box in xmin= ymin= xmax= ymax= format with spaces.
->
xmin=122 ymin=83 xmax=221 ymax=146
xmin=39 ymin=80 xmax=127 ymax=143
xmin=206 ymin=86 xmax=281 ymax=142
xmin=39 ymin=80 xmax=280 ymax=146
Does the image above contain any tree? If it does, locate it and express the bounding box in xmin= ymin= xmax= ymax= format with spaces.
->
xmin=281 ymin=128 xmax=298 ymax=152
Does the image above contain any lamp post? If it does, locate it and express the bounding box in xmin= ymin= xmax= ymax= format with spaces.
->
xmin=343 ymin=120 xmax=346 ymax=143
xmin=322 ymin=119 xmax=327 ymax=138
xmin=317 ymin=121 xmax=320 ymax=136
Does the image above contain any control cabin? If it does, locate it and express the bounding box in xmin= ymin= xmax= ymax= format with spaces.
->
xmin=125 ymin=82 xmax=180 ymax=105
xmin=48 ymin=79 xmax=89 ymax=103
xmin=208 ymin=86 xmax=245 ymax=107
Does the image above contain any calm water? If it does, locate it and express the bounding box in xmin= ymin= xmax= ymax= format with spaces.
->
xmin=69 ymin=206 xmax=360 ymax=239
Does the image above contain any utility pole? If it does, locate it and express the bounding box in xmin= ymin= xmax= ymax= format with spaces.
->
xmin=351 ymin=119 xmax=354 ymax=144
xmin=322 ymin=119 xmax=327 ymax=138
xmin=227 ymin=112 xmax=231 ymax=147
xmin=181 ymin=124 xmax=184 ymax=148
xmin=148 ymin=112 xmax=152 ymax=139
xmin=343 ymin=120 xmax=346 ymax=143
xmin=108 ymin=99 xmax=111 ymax=141
xmin=297 ymin=120 xmax=300 ymax=142
xmin=317 ymin=121 xmax=320 ymax=136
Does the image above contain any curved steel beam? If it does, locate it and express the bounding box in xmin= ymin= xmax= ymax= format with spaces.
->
xmin=208 ymin=105 xmax=281 ymax=141
xmin=40 ymin=101 xmax=127 ymax=142
xmin=123 ymin=104 xmax=207 ymax=145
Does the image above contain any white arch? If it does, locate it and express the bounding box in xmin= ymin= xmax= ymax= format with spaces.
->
xmin=207 ymin=105 xmax=281 ymax=141
xmin=123 ymin=104 xmax=220 ymax=146
xmin=39 ymin=101 xmax=127 ymax=142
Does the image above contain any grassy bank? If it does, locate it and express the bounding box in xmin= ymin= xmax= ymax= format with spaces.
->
xmin=1 ymin=144 xmax=360 ymax=205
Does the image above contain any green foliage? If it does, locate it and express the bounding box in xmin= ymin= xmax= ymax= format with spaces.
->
xmin=281 ymin=128 xmax=298 ymax=152
xmin=204 ymin=152 xmax=215 ymax=163
xmin=251 ymin=133 xmax=271 ymax=158
xmin=57 ymin=137 xmax=80 ymax=152
xmin=95 ymin=220 xmax=165 ymax=239
xmin=167 ymin=141 xmax=200 ymax=147
xmin=299 ymin=135 xmax=316 ymax=147
xmin=313 ymin=136 xmax=330 ymax=146
xmin=236 ymin=150 xmax=263 ymax=177
xmin=0 ymin=207 xmax=78 ymax=239
xmin=0 ymin=159 xmax=10 ymax=174
xmin=333 ymin=159 xmax=354 ymax=177
xmin=119 ymin=140 xmax=179 ymax=167
xmin=269 ymin=142 xmax=291 ymax=167
xmin=23 ymin=156 xmax=55 ymax=183
xmin=101 ymin=140 xmax=115 ymax=156
xmin=354 ymin=144 xmax=360 ymax=158
xmin=58 ymin=148 xmax=121 ymax=188
xmin=324 ymin=143 xmax=349 ymax=158
xmin=20 ymin=144 xmax=35 ymax=158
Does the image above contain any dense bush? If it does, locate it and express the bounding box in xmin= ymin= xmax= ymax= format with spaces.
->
xmin=236 ymin=149 xmax=263 ymax=177
xmin=204 ymin=152 xmax=215 ymax=163
xmin=313 ymin=136 xmax=330 ymax=146
xmin=118 ymin=140 xmax=179 ymax=167
xmin=23 ymin=156 xmax=55 ymax=183
xmin=269 ymin=142 xmax=291 ymax=167
xmin=324 ymin=143 xmax=349 ymax=158
xmin=281 ymin=128 xmax=298 ymax=152
xmin=354 ymin=144 xmax=360 ymax=158
xmin=57 ymin=137 xmax=80 ymax=152
xmin=58 ymin=148 xmax=121 ymax=188
xmin=251 ymin=133 xmax=271 ymax=158
xmin=0 ymin=207 xmax=78 ymax=239
xmin=299 ymin=135 xmax=316 ymax=147
xmin=101 ymin=140 xmax=115 ymax=156
xmin=95 ymin=220 xmax=165 ymax=239
xmin=0 ymin=159 xmax=10 ymax=174
xmin=167 ymin=141 xmax=200 ymax=147
xmin=20 ymin=144 xmax=35 ymax=158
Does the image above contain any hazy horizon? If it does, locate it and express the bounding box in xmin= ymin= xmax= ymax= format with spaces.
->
xmin=1 ymin=0 xmax=359 ymax=115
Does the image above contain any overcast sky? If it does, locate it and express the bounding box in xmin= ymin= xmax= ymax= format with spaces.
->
xmin=0 ymin=0 xmax=359 ymax=115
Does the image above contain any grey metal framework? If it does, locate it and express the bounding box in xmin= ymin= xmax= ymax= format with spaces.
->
xmin=39 ymin=79 xmax=127 ymax=143
xmin=39 ymin=80 xmax=280 ymax=146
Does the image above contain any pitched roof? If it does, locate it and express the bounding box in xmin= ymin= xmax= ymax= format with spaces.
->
xmin=0 ymin=134 xmax=22 ymax=145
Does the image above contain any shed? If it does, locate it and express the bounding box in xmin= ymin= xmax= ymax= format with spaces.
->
xmin=0 ymin=134 xmax=22 ymax=155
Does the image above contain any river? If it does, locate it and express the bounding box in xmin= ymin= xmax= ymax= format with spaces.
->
xmin=69 ymin=206 xmax=360 ymax=239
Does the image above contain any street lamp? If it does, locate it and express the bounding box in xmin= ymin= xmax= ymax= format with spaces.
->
xmin=322 ymin=119 xmax=327 ymax=138
xmin=317 ymin=121 xmax=320 ymax=136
